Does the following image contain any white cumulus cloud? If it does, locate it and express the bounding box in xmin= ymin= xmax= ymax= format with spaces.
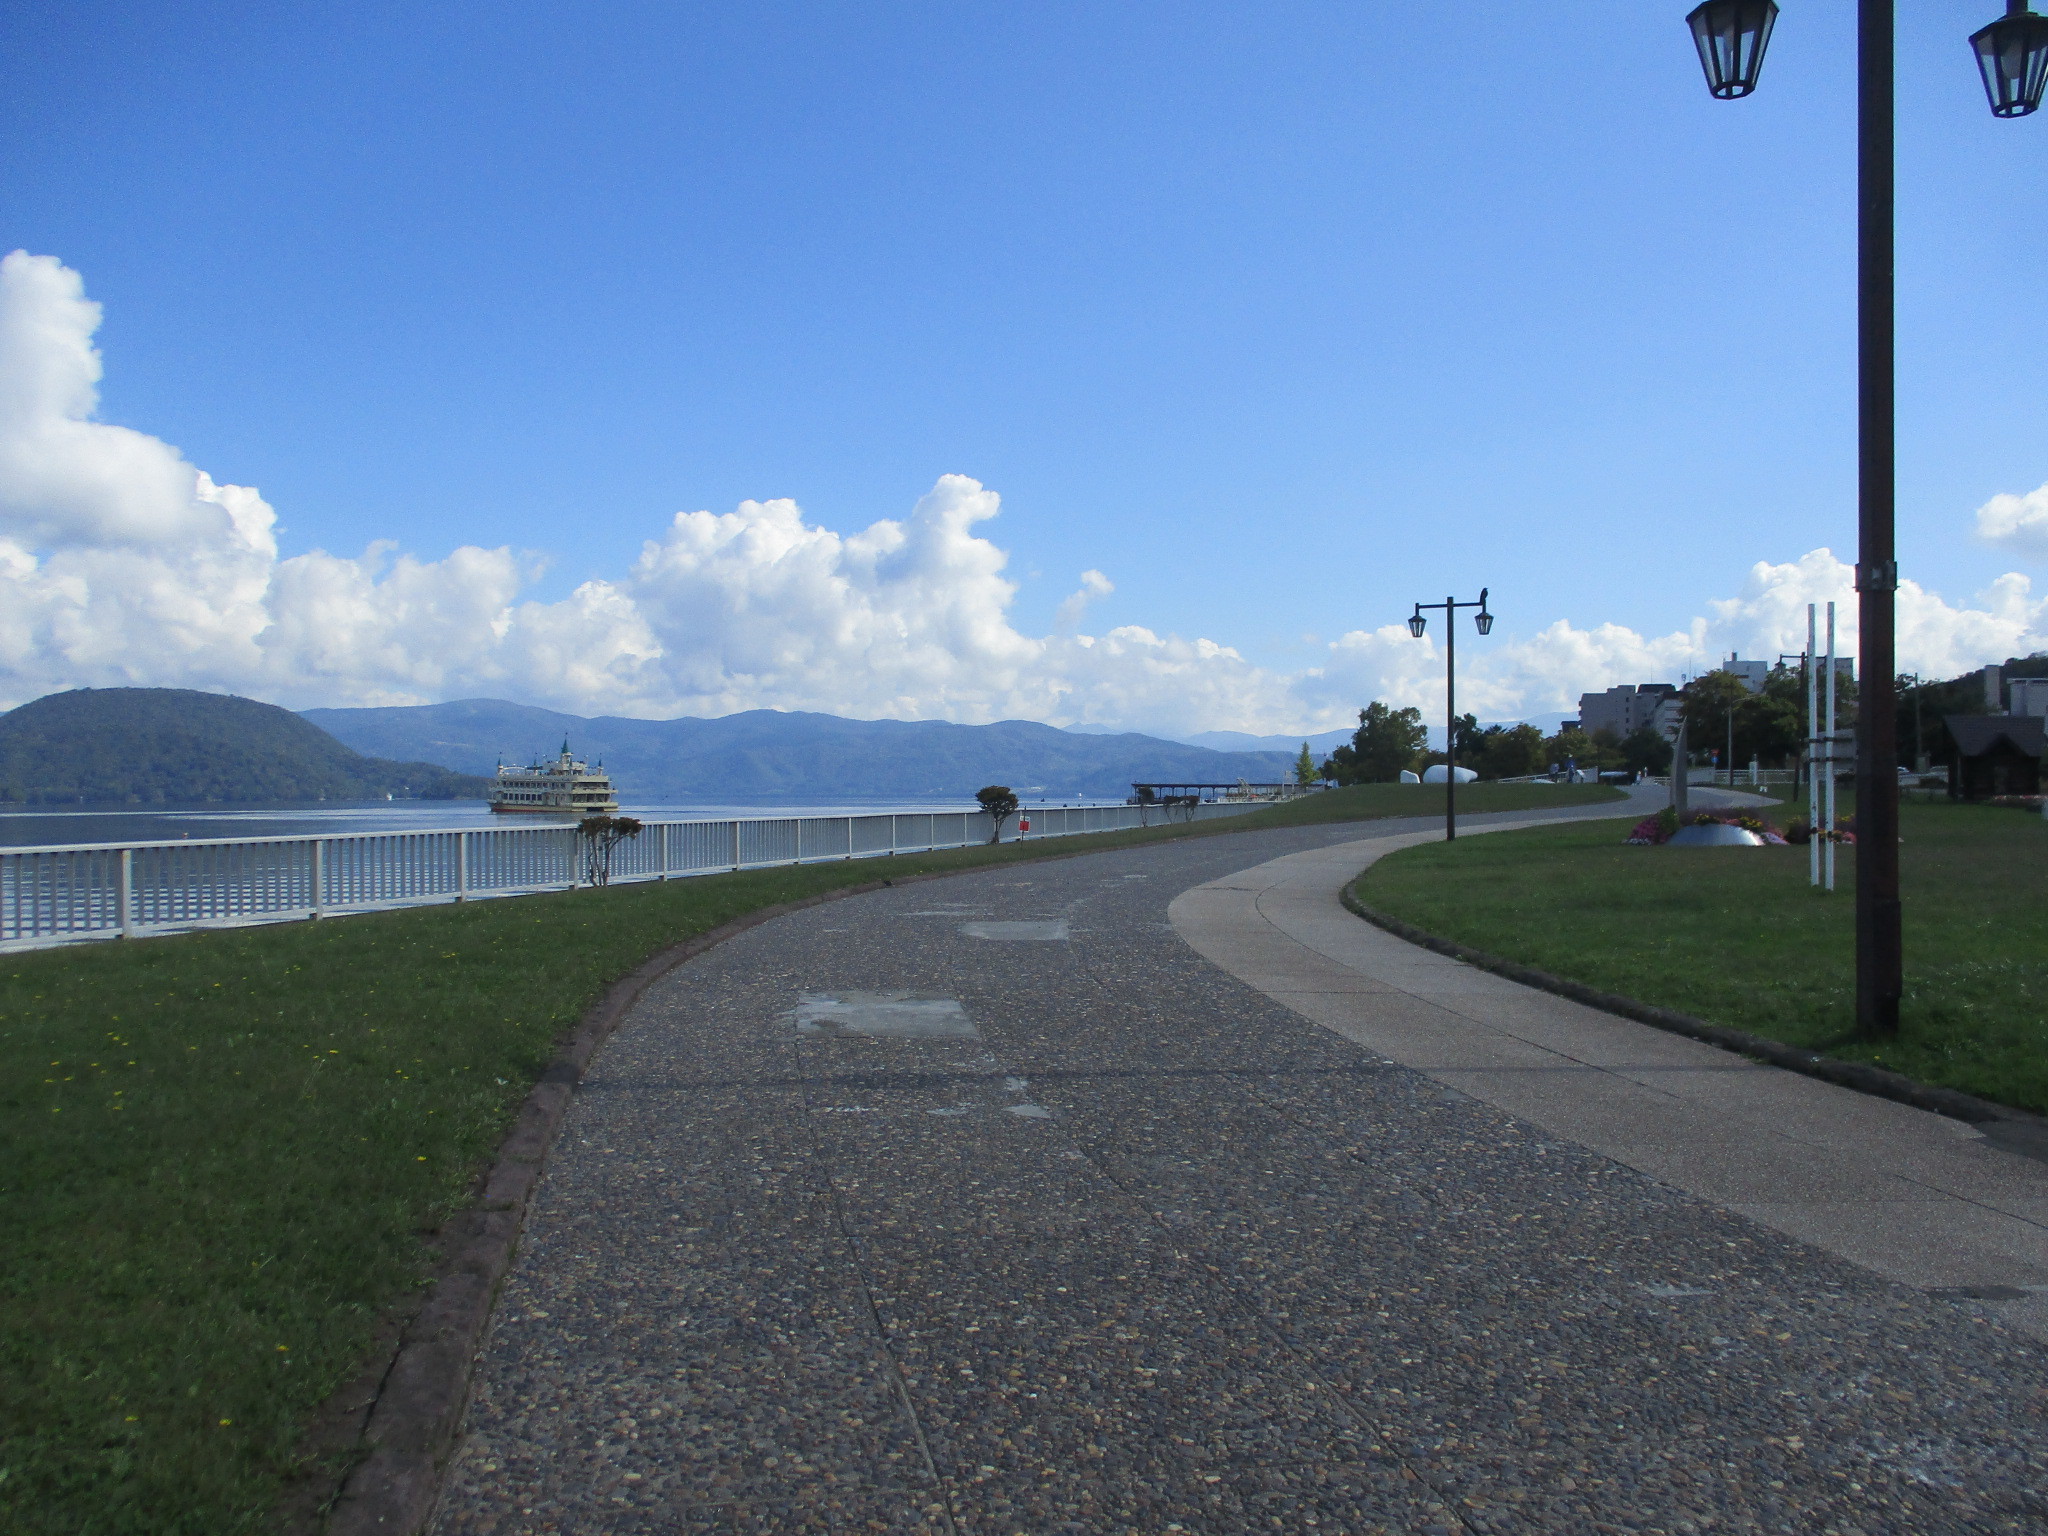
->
xmin=1052 ymin=569 xmax=1114 ymax=632
xmin=0 ymin=249 xmax=2043 ymax=738
xmin=1976 ymin=482 xmax=2048 ymax=562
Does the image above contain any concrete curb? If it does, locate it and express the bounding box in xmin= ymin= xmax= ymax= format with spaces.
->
xmin=1339 ymin=883 xmax=2048 ymax=1161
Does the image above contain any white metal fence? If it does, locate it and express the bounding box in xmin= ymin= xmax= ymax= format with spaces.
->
xmin=0 ymin=801 xmax=1253 ymax=950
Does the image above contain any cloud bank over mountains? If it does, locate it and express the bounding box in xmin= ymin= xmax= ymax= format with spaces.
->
xmin=1 ymin=250 xmax=2044 ymax=735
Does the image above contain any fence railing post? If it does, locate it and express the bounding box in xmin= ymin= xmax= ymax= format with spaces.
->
xmin=846 ymin=817 xmax=854 ymax=860
xmin=118 ymin=848 xmax=134 ymax=938
xmin=660 ymin=822 xmax=670 ymax=879
xmin=732 ymin=820 xmax=742 ymax=872
xmin=311 ymin=841 xmax=325 ymax=919
xmin=456 ymin=832 xmax=469 ymax=902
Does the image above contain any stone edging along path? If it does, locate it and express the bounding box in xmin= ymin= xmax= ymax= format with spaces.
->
xmin=1339 ymin=882 xmax=2048 ymax=1168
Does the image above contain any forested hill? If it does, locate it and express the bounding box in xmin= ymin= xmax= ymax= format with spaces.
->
xmin=0 ymin=689 xmax=491 ymax=804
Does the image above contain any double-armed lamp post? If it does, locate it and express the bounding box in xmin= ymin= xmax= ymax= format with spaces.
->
xmin=1407 ymin=590 xmax=1493 ymax=842
xmin=1683 ymin=0 xmax=2048 ymax=1040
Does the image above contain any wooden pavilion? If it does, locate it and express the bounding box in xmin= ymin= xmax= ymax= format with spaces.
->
xmin=1943 ymin=714 xmax=2045 ymax=800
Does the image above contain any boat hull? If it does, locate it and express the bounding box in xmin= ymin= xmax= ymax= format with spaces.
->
xmin=489 ymin=801 xmax=620 ymax=815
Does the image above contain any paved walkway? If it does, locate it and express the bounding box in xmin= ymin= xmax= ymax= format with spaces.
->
xmin=432 ymin=800 xmax=2048 ymax=1535
xmin=1171 ymin=816 xmax=2048 ymax=1345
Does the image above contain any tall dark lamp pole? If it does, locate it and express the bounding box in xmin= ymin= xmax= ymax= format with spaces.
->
xmin=1684 ymin=0 xmax=2048 ymax=1039
xmin=1407 ymin=590 xmax=1493 ymax=842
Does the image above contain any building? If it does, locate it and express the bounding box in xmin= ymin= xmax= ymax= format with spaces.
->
xmin=1721 ymin=655 xmax=1772 ymax=693
xmin=1722 ymin=653 xmax=1855 ymax=693
xmin=1649 ymin=693 xmax=1684 ymax=740
xmin=1577 ymin=684 xmax=1678 ymax=740
xmin=1945 ymin=714 xmax=2044 ymax=800
xmin=2007 ymin=676 xmax=2048 ymax=717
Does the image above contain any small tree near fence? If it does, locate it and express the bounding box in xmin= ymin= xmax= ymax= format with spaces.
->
xmin=579 ymin=815 xmax=645 ymax=886
xmin=975 ymin=785 xmax=1020 ymax=843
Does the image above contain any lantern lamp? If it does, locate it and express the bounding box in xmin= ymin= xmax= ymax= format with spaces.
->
xmin=1687 ymin=0 xmax=1779 ymax=100
xmin=1407 ymin=611 xmax=1427 ymax=639
xmin=1474 ymin=593 xmax=1494 ymax=636
xmin=1972 ymin=1 xmax=2048 ymax=118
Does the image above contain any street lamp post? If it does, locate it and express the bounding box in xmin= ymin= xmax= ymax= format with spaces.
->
xmin=1684 ymin=0 xmax=2048 ymax=1039
xmin=1407 ymin=590 xmax=1493 ymax=842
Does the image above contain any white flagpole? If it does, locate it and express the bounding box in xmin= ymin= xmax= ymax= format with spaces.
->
xmin=1808 ymin=604 xmax=1820 ymax=889
xmin=1825 ymin=601 xmax=1838 ymax=893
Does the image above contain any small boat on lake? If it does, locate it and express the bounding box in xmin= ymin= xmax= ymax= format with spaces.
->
xmin=489 ymin=741 xmax=620 ymax=815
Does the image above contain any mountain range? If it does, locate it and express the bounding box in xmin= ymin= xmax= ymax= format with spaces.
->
xmin=302 ymin=698 xmax=1298 ymax=801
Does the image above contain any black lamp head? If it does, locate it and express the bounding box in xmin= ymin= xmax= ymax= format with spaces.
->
xmin=1407 ymin=611 xmax=1427 ymax=639
xmin=1973 ymin=1 xmax=2048 ymax=117
xmin=1687 ymin=0 xmax=1779 ymax=100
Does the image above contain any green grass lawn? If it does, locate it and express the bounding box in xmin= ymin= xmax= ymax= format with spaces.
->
xmin=1354 ymin=796 xmax=2048 ymax=1115
xmin=1230 ymin=780 xmax=1619 ymax=826
xmin=0 ymin=782 xmax=1620 ymax=1534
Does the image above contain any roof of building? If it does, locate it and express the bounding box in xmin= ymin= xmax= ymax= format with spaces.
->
xmin=1945 ymin=714 xmax=2047 ymax=757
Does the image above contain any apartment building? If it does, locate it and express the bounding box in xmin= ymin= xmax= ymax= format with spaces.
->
xmin=1577 ymin=683 xmax=1680 ymax=739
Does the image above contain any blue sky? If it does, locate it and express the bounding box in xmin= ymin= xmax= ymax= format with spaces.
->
xmin=2 ymin=2 xmax=2046 ymax=732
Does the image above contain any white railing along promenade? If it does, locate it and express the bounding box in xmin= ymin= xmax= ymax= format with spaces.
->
xmin=0 ymin=801 xmax=1255 ymax=951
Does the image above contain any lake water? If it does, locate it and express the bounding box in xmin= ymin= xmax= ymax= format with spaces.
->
xmin=0 ymin=797 xmax=1128 ymax=850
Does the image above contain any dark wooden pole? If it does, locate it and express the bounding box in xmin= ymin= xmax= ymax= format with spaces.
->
xmin=1856 ymin=0 xmax=1904 ymax=1037
xmin=1445 ymin=595 xmax=1457 ymax=841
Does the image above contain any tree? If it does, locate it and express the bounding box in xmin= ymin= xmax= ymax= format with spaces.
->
xmin=1681 ymin=666 xmax=1813 ymax=771
xmin=1294 ymin=742 xmax=1318 ymax=786
xmin=578 ymin=815 xmax=644 ymax=886
xmin=1469 ymin=722 xmax=1546 ymax=780
xmin=1679 ymin=670 xmax=1751 ymax=763
xmin=1746 ymin=666 xmax=1808 ymax=765
xmin=1322 ymin=701 xmax=1428 ymax=784
xmin=1544 ymin=726 xmax=1598 ymax=773
xmin=975 ymin=784 xmax=1020 ymax=842
xmin=1617 ymin=725 xmax=1673 ymax=777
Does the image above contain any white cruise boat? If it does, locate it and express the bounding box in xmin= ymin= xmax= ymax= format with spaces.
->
xmin=488 ymin=741 xmax=620 ymax=815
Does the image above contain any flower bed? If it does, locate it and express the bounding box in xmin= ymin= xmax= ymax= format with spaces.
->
xmin=1623 ymin=807 xmax=1807 ymax=846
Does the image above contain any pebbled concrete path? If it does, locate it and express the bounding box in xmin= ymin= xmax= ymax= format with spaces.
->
xmin=1170 ymin=816 xmax=2048 ymax=1346
xmin=431 ymin=801 xmax=2048 ymax=1535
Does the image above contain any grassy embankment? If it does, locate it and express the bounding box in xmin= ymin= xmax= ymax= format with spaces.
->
xmin=1356 ymin=795 xmax=2048 ymax=1114
xmin=0 ymin=782 xmax=1618 ymax=1534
